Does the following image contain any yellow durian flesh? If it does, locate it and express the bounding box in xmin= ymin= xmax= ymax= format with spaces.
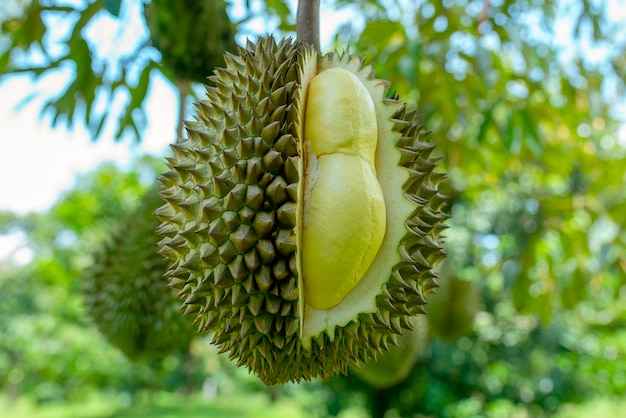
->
xmin=304 ymin=68 xmax=378 ymax=160
xmin=299 ymin=54 xmax=419 ymax=349
xmin=301 ymin=67 xmax=386 ymax=310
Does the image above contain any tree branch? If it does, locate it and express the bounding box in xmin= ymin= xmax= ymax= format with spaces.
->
xmin=296 ymin=0 xmax=320 ymax=52
xmin=176 ymin=79 xmax=190 ymax=144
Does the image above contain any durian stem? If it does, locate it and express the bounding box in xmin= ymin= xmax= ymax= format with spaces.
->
xmin=176 ymin=79 xmax=190 ymax=144
xmin=296 ymin=0 xmax=320 ymax=52
xmin=370 ymin=387 xmax=391 ymax=418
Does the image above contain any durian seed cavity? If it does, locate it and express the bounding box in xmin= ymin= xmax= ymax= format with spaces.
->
xmin=301 ymin=67 xmax=387 ymax=310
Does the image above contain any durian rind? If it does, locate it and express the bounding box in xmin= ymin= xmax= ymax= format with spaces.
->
xmin=159 ymin=37 xmax=307 ymax=384
xmin=298 ymin=53 xmax=446 ymax=378
xmin=301 ymin=52 xmax=409 ymax=345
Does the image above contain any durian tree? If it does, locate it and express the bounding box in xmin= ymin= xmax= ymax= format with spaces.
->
xmin=2 ymin=0 xmax=626 ymax=416
xmin=2 ymin=0 xmax=447 ymax=394
xmin=3 ymin=0 xmax=623 ymax=322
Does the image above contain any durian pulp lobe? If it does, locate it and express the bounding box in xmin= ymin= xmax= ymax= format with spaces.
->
xmin=304 ymin=68 xmax=378 ymax=162
xmin=302 ymin=67 xmax=386 ymax=310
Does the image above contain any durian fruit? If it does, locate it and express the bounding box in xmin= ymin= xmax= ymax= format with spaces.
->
xmin=83 ymin=187 xmax=196 ymax=361
xmin=427 ymin=265 xmax=481 ymax=342
xmin=156 ymin=36 xmax=448 ymax=385
xmin=144 ymin=0 xmax=237 ymax=83
xmin=351 ymin=315 xmax=429 ymax=389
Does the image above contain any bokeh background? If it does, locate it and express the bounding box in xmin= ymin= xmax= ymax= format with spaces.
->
xmin=1 ymin=0 xmax=626 ymax=417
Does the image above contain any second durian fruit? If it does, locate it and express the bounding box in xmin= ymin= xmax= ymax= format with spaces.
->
xmin=427 ymin=266 xmax=481 ymax=342
xmin=157 ymin=36 xmax=447 ymax=385
xmin=84 ymin=187 xmax=196 ymax=361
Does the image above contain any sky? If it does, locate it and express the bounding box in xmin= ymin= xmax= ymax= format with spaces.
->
xmin=0 ymin=72 xmax=175 ymax=214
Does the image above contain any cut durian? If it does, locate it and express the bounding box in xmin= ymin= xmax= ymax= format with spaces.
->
xmin=156 ymin=36 xmax=447 ymax=384
xmin=83 ymin=187 xmax=196 ymax=361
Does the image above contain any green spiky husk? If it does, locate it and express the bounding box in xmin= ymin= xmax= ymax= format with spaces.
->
xmin=83 ymin=187 xmax=196 ymax=361
xmin=156 ymin=36 xmax=447 ymax=384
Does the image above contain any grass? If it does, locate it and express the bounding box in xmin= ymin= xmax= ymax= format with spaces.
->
xmin=0 ymin=391 xmax=312 ymax=418
xmin=9 ymin=391 xmax=626 ymax=418
xmin=554 ymin=397 xmax=626 ymax=418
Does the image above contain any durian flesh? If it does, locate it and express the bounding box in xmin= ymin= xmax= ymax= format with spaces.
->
xmin=302 ymin=67 xmax=386 ymax=310
xmin=156 ymin=36 xmax=447 ymax=384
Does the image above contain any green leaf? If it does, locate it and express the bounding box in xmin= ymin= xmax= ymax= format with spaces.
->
xmin=536 ymin=283 xmax=553 ymax=324
xmin=1 ymin=2 xmax=46 ymax=51
xmin=103 ymin=0 xmax=123 ymax=17
xmin=504 ymin=112 xmax=515 ymax=151
xmin=512 ymin=230 xmax=541 ymax=312
xmin=477 ymin=106 xmax=493 ymax=143
xmin=91 ymin=113 xmax=107 ymax=139
xmin=561 ymin=268 xmax=586 ymax=310
xmin=512 ymin=268 xmax=531 ymax=312
xmin=264 ymin=0 xmax=291 ymax=22
xmin=70 ymin=1 xmax=103 ymax=42
xmin=41 ymin=6 xmax=75 ymax=13
xmin=0 ymin=51 xmax=11 ymax=74
xmin=519 ymin=110 xmax=542 ymax=156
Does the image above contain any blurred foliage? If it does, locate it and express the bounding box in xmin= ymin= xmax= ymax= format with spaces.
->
xmin=335 ymin=0 xmax=626 ymax=322
xmin=0 ymin=0 xmax=237 ymax=141
xmin=327 ymin=0 xmax=626 ymax=415
xmin=0 ymin=158 xmax=175 ymax=402
xmin=1 ymin=0 xmax=626 ymax=417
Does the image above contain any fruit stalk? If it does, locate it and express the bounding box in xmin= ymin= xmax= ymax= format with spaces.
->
xmin=176 ymin=79 xmax=189 ymax=143
xmin=296 ymin=0 xmax=320 ymax=51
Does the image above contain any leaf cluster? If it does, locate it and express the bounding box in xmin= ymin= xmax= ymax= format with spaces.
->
xmin=335 ymin=0 xmax=626 ymax=317
xmin=0 ymin=0 xmax=237 ymax=142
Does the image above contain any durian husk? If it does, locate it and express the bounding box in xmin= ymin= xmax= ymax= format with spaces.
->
xmin=156 ymin=36 xmax=448 ymax=384
xmin=83 ymin=187 xmax=196 ymax=361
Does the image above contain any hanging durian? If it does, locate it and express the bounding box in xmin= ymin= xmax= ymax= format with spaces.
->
xmin=144 ymin=0 xmax=237 ymax=83
xmin=427 ymin=265 xmax=481 ymax=342
xmin=83 ymin=187 xmax=196 ymax=361
xmin=156 ymin=8 xmax=447 ymax=384
xmin=351 ymin=315 xmax=429 ymax=389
